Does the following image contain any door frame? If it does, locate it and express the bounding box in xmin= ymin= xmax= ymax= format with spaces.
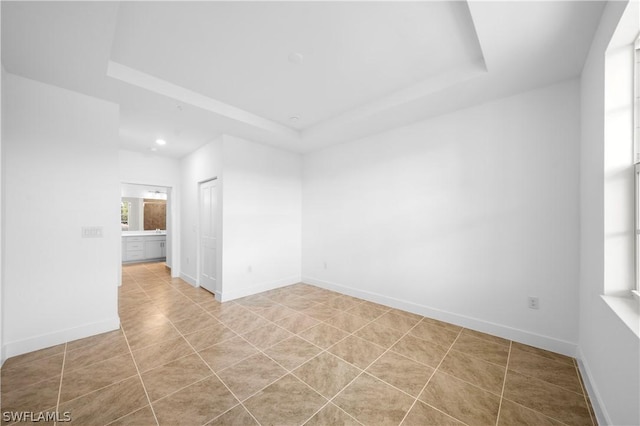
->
xmin=197 ymin=177 xmax=220 ymax=295
xmin=119 ymin=181 xmax=175 ymax=285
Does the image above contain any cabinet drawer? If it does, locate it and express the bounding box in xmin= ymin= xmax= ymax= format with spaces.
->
xmin=124 ymin=237 xmax=144 ymax=242
xmin=126 ymin=251 xmax=144 ymax=260
xmin=127 ymin=242 xmax=143 ymax=250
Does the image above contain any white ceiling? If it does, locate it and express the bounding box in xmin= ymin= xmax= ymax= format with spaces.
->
xmin=111 ymin=2 xmax=483 ymax=129
xmin=121 ymin=183 xmax=168 ymax=199
xmin=2 ymin=1 xmax=606 ymax=158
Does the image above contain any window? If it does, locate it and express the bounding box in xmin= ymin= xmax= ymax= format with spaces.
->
xmin=635 ymin=36 xmax=640 ymax=296
xmin=121 ymin=201 xmax=130 ymax=231
xmin=635 ymin=175 xmax=640 ymax=294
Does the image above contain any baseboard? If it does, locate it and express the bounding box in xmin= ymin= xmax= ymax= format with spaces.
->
xmin=122 ymin=257 xmax=167 ymax=265
xmin=179 ymin=272 xmax=197 ymax=286
xmin=220 ymin=275 xmax=302 ymax=302
xmin=575 ymin=346 xmax=612 ymax=426
xmin=303 ymin=276 xmax=578 ymax=357
xmin=3 ymin=317 xmax=121 ymax=361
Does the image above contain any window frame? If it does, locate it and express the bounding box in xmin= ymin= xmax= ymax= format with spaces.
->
xmin=635 ymin=36 xmax=640 ymax=296
xmin=121 ymin=201 xmax=130 ymax=227
xmin=634 ymin=161 xmax=640 ymax=298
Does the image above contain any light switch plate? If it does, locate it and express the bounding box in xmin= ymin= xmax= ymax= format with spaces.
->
xmin=81 ymin=226 xmax=103 ymax=238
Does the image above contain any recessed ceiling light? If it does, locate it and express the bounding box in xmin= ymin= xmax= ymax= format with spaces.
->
xmin=155 ymin=139 xmax=167 ymax=146
xmin=288 ymin=52 xmax=304 ymax=65
xmin=289 ymin=116 xmax=299 ymax=122
xmin=149 ymin=147 xmax=158 ymax=152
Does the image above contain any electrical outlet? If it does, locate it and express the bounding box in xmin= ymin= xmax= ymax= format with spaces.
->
xmin=186 ymin=257 xmax=190 ymax=264
xmin=527 ymin=297 xmax=539 ymax=310
xmin=323 ymin=261 xmax=327 ymax=269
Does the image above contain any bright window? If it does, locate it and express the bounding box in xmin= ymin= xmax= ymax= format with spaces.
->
xmin=121 ymin=201 xmax=130 ymax=231
xmin=635 ymin=36 xmax=640 ymax=294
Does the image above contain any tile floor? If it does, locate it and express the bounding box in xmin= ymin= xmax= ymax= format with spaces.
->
xmin=1 ymin=262 xmax=597 ymax=426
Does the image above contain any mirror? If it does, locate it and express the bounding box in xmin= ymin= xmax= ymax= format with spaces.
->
xmin=121 ymin=184 xmax=168 ymax=232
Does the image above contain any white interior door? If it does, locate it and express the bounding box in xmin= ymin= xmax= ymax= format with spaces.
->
xmin=199 ymin=179 xmax=217 ymax=294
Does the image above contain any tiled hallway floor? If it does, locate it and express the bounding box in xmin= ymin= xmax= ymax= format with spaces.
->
xmin=2 ymin=262 xmax=597 ymax=425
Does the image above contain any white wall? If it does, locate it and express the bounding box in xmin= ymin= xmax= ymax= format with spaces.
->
xmin=179 ymin=135 xmax=302 ymax=300
xmin=303 ymin=80 xmax=581 ymax=355
xmin=2 ymin=72 xmax=120 ymax=358
xmin=579 ymin=1 xmax=640 ymax=425
xmin=220 ymin=135 xmax=302 ymax=300
xmin=180 ymin=138 xmax=223 ymax=287
xmin=119 ymin=149 xmax=181 ymax=274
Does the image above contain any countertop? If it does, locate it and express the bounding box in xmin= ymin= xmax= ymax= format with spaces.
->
xmin=122 ymin=231 xmax=167 ymax=237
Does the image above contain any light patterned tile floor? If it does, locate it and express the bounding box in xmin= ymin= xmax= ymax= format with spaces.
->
xmin=1 ymin=262 xmax=598 ymax=425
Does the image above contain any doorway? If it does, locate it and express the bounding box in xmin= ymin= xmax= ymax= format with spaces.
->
xmin=120 ymin=183 xmax=172 ymax=269
xmin=198 ymin=178 xmax=218 ymax=294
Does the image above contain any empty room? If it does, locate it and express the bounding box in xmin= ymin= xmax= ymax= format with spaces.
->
xmin=1 ymin=1 xmax=639 ymax=425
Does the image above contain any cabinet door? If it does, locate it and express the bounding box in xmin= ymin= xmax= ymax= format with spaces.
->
xmin=145 ymin=240 xmax=163 ymax=259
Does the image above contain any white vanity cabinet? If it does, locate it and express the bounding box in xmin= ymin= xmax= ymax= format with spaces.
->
xmin=122 ymin=233 xmax=166 ymax=263
xmin=144 ymin=236 xmax=166 ymax=260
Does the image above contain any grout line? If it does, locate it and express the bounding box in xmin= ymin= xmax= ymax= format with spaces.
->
xmin=495 ymin=340 xmax=513 ymax=426
xmin=327 ymin=403 xmax=365 ymax=426
xmin=2 ymin=263 xmax=572 ymax=426
xmin=105 ymin=405 xmax=159 ymax=426
xmin=121 ymin=264 xmax=566 ymax=426
xmin=215 ymin=294 xmax=386 ymax=424
xmin=182 ymin=328 xmax=237 ymax=353
xmin=499 ymin=397 xmax=573 ymax=426
xmin=227 ymin=308 xmax=381 ymax=421
xmin=202 ymin=402 xmax=244 ymax=425
xmin=53 ymin=342 xmax=67 ymax=426
xmin=294 ymin=357 xmax=370 ymax=421
xmin=147 ymin=373 xmax=214 ymax=405
xmin=65 ymin=329 xmax=126 ymax=355
xmin=169 ymin=332 xmax=262 ymax=425
xmin=505 ymin=367 xmax=586 ymax=396
xmin=511 ymin=343 xmax=575 ymax=365
xmin=130 ymin=269 xmax=263 ymax=426
xmin=138 ymin=372 xmax=216 ymax=407
xmin=131 ymin=268 xmax=413 ymax=423
xmin=302 ymin=316 xmax=444 ymax=425
xmin=126 ymin=327 xmax=192 ymax=353
xmin=121 ymin=274 xmax=161 ymax=426
xmin=55 ymin=373 xmax=140 ymax=407
xmin=443 ymin=343 xmax=511 ymax=369
xmin=134 ymin=271 xmax=471 ymax=426
xmin=418 ymin=367 xmax=504 ymax=399
xmin=416 ymin=401 xmax=470 ymax=426
xmin=397 ymin=328 xmax=466 ymax=426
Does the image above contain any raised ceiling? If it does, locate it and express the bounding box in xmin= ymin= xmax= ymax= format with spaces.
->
xmin=111 ymin=2 xmax=483 ymax=129
xmin=2 ymin=1 xmax=606 ymax=157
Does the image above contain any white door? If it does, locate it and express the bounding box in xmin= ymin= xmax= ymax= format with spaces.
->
xmin=199 ymin=179 xmax=217 ymax=294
